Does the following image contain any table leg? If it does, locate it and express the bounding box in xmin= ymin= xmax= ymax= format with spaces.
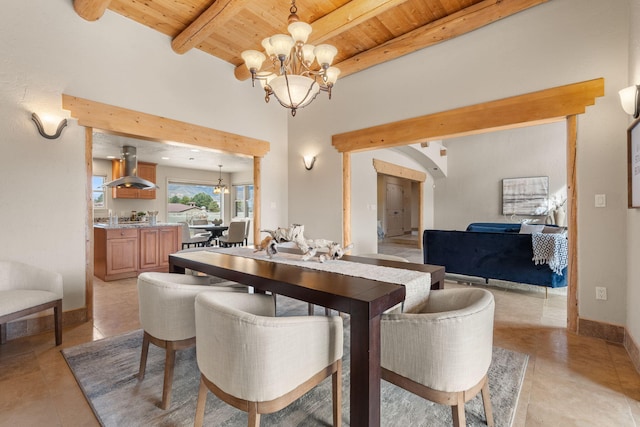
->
xmin=349 ymin=308 xmax=381 ymax=427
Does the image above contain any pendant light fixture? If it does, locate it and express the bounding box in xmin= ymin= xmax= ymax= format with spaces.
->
xmin=214 ymin=165 xmax=229 ymax=194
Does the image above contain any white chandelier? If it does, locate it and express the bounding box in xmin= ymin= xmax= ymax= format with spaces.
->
xmin=240 ymin=0 xmax=340 ymax=116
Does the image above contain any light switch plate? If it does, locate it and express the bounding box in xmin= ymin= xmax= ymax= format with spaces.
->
xmin=595 ymin=194 xmax=606 ymax=208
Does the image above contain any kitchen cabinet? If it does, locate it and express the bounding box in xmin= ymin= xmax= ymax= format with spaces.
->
xmin=111 ymin=160 xmax=157 ymax=199
xmin=94 ymin=225 xmax=180 ymax=281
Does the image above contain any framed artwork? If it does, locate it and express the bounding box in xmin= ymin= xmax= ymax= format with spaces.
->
xmin=502 ymin=176 xmax=549 ymax=215
xmin=628 ymin=118 xmax=640 ymax=208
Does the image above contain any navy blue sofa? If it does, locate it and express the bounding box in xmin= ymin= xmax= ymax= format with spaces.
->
xmin=423 ymin=223 xmax=567 ymax=288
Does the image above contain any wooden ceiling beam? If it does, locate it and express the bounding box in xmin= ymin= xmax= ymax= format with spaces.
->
xmin=73 ymin=0 xmax=112 ymax=21
xmin=310 ymin=0 xmax=412 ymax=45
xmin=62 ymin=94 xmax=270 ymax=158
xmin=234 ymin=0 xmax=547 ymax=81
xmin=332 ymin=78 xmax=605 ymax=153
xmin=172 ymin=0 xmax=251 ymax=55
xmin=333 ymin=0 xmax=548 ymax=78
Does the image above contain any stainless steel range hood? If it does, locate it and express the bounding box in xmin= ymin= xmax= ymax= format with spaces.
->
xmin=104 ymin=145 xmax=158 ymax=190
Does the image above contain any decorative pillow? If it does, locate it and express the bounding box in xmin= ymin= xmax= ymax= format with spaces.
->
xmin=519 ymin=223 xmax=545 ymax=234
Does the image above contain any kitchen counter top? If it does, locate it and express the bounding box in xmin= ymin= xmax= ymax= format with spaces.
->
xmin=94 ymin=222 xmax=180 ymax=229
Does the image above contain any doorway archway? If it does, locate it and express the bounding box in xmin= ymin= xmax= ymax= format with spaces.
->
xmin=62 ymin=94 xmax=270 ymax=320
xmin=332 ymin=78 xmax=605 ymax=333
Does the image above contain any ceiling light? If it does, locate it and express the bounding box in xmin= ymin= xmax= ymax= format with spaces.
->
xmin=240 ymin=0 xmax=340 ymax=116
xmin=214 ymin=164 xmax=229 ymax=194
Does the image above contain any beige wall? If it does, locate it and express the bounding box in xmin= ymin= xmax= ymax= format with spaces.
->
xmin=287 ymin=0 xmax=630 ymax=325
xmin=0 ymin=0 xmax=288 ymax=311
xmin=626 ymin=0 xmax=640 ymax=348
xmin=434 ymin=122 xmax=567 ymax=230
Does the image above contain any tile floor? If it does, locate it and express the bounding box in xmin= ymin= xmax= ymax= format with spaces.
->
xmin=1 ymin=243 xmax=639 ymax=426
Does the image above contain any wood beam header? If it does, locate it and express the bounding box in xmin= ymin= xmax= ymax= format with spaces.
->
xmin=332 ymin=78 xmax=604 ymax=153
xmin=62 ymin=94 xmax=270 ymax=158
xmin=372 ymin=159 xmax=426 ymax=182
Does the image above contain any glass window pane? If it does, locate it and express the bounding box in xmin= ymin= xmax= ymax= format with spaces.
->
xmin=167 ymin=181 xmax=222 ymax=223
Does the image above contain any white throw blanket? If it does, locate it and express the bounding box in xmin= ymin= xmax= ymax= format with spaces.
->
xmin=208 ymin=247 xmax=431 ymax=313
xmin=531 ymin=233 xmax=568 ymax=275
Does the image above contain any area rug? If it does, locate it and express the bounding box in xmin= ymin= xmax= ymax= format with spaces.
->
xmin=63 ymin=297 xmax=528 ymax=427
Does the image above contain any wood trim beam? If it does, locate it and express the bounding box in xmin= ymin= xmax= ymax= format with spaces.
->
xmin=372 ymin=158 xmax=426 ymax=182
xmin=73 ymin=0 xmax=112 ymax=21
xmin=235 ymin=0 xmax=547 ymax=81
xmin=566 ymin=115 xmax=578 ymax=333
xmin=343 ymin=152 xmax=351 ymax=248
xmin=62 ymin=94 xmax=270 ymax=158
xmin=253 ymin=156 xmax=261 ymax=246
xmin=332 ymin=78 xmax=604 ymax=153
xmin=172 ymin=0 xmax=251 ymax=55
xmin=85 ymin=127 xmax=94 ymax=321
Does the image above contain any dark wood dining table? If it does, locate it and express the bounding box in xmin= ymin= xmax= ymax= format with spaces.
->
xmin=188 ymin=224 xmax=228 ymax=245
xmin=169 ymin=250 xmax=444 ymax=427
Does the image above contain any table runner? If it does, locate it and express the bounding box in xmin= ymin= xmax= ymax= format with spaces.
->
xmin=205 ymin=247 xmax=431 ymax=312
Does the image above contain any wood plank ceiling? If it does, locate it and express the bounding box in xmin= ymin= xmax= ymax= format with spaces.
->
xmin=74 ymin=0 xmax=549 ymax=81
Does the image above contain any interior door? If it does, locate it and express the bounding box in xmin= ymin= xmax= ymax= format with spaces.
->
xmin=385 ymin=182 xmax=404 ymax=237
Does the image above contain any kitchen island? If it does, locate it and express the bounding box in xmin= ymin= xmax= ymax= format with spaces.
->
xmin=94 ymin=223 xmax=181 ymax=281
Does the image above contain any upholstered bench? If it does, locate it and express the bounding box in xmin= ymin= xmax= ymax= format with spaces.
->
xmin=0 ymin=260 xmax=63 ymax=345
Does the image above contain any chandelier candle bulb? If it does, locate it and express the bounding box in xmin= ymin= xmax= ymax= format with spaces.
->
xmin=288 ymin=21 xmax=312 ymax=43
xmin=314 ymin=44 xmax=338 ymax=67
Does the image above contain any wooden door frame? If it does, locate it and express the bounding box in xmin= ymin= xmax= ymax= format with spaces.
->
xmin=333 ymin=78 xmax=605 ymax=333
xmin=373 ymin=158 xmax=426 ymax=248
xmin=62 ymin=94 xmax=270 ymax=320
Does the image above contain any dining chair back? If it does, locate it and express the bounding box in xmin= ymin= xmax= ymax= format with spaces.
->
xmin=381 ymin=287 xmax=495 ymax=427
xmin=137 ymin=272 xmax=245 ymax=410
xmin=179 ymin=222 xmax=209 ymax=249
xmin=218 ymin=221 xmax=246 ymax=247
xmin=193 ymin=291 xmax=343 ymax=427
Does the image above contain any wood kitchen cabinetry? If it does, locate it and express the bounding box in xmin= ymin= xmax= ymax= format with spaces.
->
xmin=94 ymin=225 xmax=180 ymax=281
xmin=111 ymin=160 xmax=157 ymax=199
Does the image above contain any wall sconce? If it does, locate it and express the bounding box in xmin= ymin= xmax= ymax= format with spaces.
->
xmin=302 ymin=155 xmax=316 ymax=170
xmin=619 ymin=85 xmax=640 ymax=119
xmin=31 ymin=112 xmax=68 ymax=139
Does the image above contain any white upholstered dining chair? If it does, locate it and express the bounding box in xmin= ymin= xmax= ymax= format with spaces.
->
xmin=136 ymin=272 xmax=245 ymax=410
xmin=193 ymin=292 xmax=343 ymax=427
xmin=381 ymin=287 xmax=495 ymax=427
xmin=0 ymin=260 xmax=63 ymax=346
xmin=218 ymin=220 xmax=246 ymax=247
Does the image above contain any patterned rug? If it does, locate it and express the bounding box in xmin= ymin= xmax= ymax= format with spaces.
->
xmin=62 ymin=297 xmax=528 ymax=426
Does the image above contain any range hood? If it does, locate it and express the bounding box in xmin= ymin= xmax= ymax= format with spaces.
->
xmin=104 ymin=145 xmax=158 ymax=190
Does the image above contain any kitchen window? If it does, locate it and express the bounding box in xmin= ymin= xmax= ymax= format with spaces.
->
xmin=167 ymin=180 xmax=223 ymax=223
xmin=92 ymin=175 xmax=106 ymax=209
xmin=233 ymin=184 xmax=253 ymax=219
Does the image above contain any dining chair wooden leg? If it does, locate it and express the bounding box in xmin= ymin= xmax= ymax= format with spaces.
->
xmin=451 ymin=393 xmax=466 ymax=427
xmin=54 ymin=299 xmax=62 ymax=345
xmin=161 ymin=345 xmax=177 ymax=410
xmin=332 ymin=359 xmax=342 ymax=427
xmin=138 ymin=332 xmax=150 ymax=380
xmin=194 ymin=377 xmax=208 ymax=427
xmin=248 ymin=402 xmax=260 ymax=427
xmin=481 ymin=377 xmax=494 ymax=427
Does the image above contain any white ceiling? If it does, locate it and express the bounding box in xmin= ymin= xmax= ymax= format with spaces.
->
xmin=91 ymin=131 xmax=253 ymax=173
